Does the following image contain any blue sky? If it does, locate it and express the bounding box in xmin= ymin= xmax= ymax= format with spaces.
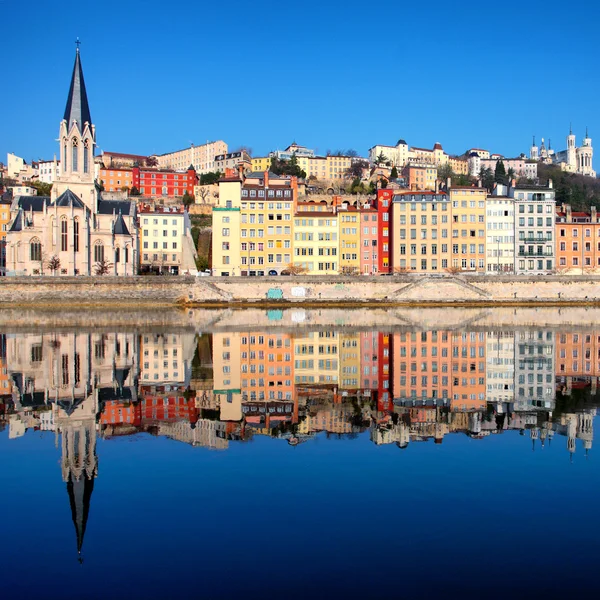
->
xmin=3 ymin=0 xmax=599 ymax=164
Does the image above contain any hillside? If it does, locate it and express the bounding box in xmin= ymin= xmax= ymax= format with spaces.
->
xmin=536 ymin=163 xmax=600 ymax=211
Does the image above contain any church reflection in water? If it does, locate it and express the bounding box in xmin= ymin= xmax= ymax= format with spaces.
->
xmin=0 ymin=325 xmax=598 ymax=558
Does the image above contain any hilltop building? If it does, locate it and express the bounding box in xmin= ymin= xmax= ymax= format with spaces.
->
xmin=530 ymin=128 xmax=595 ymax=177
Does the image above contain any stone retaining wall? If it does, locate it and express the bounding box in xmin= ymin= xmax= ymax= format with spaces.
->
xmin=1 ymin=275 xmax=600 ymax=306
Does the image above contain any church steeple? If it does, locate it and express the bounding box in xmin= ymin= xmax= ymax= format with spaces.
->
xmin=63 ymin=41 xmax=92 ymax=133
xmin=67 ymin=475 xmax=95 ymax=562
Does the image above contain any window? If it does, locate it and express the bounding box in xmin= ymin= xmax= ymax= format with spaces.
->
xmin=60 ymin=219 xmax=68 ymax=252
xmin=115 ymin=247 xmax=120 ymax=264
xmin=83 ymin=142 xmax=89 ymax=174
xmin=73 ymin=219 xmax=79 ymax=252
xmin=30 ymin=238 xmax=42 ymax=262
xmin=94 ymin=242 xmax=104 ymax=263
xmin=72 ymin=138 xmax=78 ymax=171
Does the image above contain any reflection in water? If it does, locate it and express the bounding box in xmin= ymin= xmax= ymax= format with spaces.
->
xmin=0 ymin=324 xmax=598 ymax=561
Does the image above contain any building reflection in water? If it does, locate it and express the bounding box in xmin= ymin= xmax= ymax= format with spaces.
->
xmin=0 ymin=325 xmax=599 ymax=558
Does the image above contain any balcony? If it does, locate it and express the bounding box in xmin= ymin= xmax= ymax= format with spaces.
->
xmin=517 ymin=251 xmax=553 ymax=257
xmin=519 ymin=237 xmax=552 ymax=243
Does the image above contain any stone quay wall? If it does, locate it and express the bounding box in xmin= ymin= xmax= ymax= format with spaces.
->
xmin=0 ymin=275 xmax=600 ymax=307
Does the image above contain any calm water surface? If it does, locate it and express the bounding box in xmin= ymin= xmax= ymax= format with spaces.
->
xmin=1 ymin=316 xmax=599 ymax=599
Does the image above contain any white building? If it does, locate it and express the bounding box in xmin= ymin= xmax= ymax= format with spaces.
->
xmin=153 ymin=140 xmax=228 ymax=174
xmin=507 ymin=181 xmax=556 ymax=274
xmin=38 ymin=158 xmax=60 ymax=184
xmin=486 ymin=193 xmax=515 ymax=273
xmin=139 ymin=204 xmax=197 ymax=275
xmin=486 ymin=331 xmax=515 ymax=405
xmin=530 ymin=128 xmax=595 ymax=177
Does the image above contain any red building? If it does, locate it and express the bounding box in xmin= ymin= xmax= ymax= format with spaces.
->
xmin=132 ymin=165 xmax=198 ymax=198
xmin=376 ymin=189 xmax=393 ymax=274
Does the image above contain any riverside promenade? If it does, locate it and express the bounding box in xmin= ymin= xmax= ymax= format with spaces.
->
xmin=0 ymin=274 xmax=600 ymax=307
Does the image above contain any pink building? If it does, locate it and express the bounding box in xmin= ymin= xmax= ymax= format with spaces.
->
xmin=360 ymin=203 xmax=379 ymax=275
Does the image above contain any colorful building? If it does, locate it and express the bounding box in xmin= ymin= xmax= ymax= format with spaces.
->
xmin=293 ymin=207 xmax=338 ymax=274
xmin=555 ymin=204 xmax=600 ymax=273
xmin=449 ymin=186 xmax=487 ymax=272
xmin=402 ymin=161 xmax=438 ymax=191
xmin=338 ymin=206 xmax=361 ymax=274
xmin=360 ymin=202 xmax=379 ymax=275
xmin=391 ymin=190 xmax=451 ymax=273
xmin=376 ymin=189 xmax=393 ymax=274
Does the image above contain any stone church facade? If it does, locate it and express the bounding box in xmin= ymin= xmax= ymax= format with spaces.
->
xmin=5 ymin=47 xmax=138 ymax=276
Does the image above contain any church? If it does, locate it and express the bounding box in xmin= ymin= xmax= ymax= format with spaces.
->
xmin=5 ymin=45 xmax=139 ymax=276
xmin=529 ymin=127 xmax=595 ymax=178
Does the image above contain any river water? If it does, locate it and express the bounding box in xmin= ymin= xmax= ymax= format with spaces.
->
xmin=1 ymin=310 xmax=599 ymax=598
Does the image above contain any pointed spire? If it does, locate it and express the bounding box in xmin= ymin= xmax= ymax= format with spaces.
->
xmin=64 ymin=42 xmax=92 ymax=131
xmin=532 ymin=135 xmax=536 ymax=146
xmin=66 ymin=474 xmax=94 ymax=561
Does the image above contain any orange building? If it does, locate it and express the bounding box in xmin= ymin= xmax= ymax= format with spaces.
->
xmin=392 ymin=330 xmax=452 ymax=404
xmin=556 ymin=332 xmax=600 ymax=379
xmin=402 ymin=162 xmax=438 ymax=191
xmin=239 ymin=332 xmax=297 ymax=429
xmin=98 ymin=167 xmax=134 ymax=192
xmin=556 ymin=204 xmax=600 ymax=273
xmin=451 ymin=331 xmax=487 ymax=412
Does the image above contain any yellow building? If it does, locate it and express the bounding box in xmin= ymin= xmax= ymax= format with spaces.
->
xmin=251 ymin=157 xmax=272 ymax=172
xmin=338 ymin=207 xmax=361 ymax=274
xmin=449 ymin=186 xmax=488 ymax=272
xmin=391 ymin=190 xmax=451 ymax=272
xmin=339 ymin=332 xmax=360 ymax=390
xmin=211 ymin=171 xmax=297 ymax=276
xmin=448 ymin=157 xmax=469 ymax=175
xmin=293 ymin=332 xmax=339 ymax=385
xmin=293 ymin=206 xmax=338 ymax=274
xmin=326 ymin=155 xmax=352 ymax=180
xmin=211 ymin=177 xmax=242 ymax=276
xmin=212 ymin=332 xmax=242 ymax=422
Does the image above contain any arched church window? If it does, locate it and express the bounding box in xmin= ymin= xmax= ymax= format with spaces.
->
xmin=115 ymin=247 xmax=120 ymax=264
xmin=61 ymin=218 xmax=68 ymax=252
xmin=73 ymin=218 xmax=80 ymax=252
xmin=63 ymin=140 xmax=68 ymax=172
xmin=30 ymin=238 xmax=42 ymax=262
xmin=94 ymin=241 xmax=104 ymax=263
xmin=72 ymin=138 xmax=79 ymax=172
xmin=124 ymin=246 xmax=129 ymax=264
xmin=84 ymin=140 xmax=89 ymax=174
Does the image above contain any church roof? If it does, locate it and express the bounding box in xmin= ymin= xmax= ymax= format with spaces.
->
xmin=64 ymin=48 xmax=92 ymax=131
xmin=97 ymin=199 xmax=135 ymax=216
xmin=14 ymin=195 xmax=48 ymax=212
xmin=52 ymin=189 xmax=87 ymax=209
xmin=113 ymin=213 xmax=130 ymax=236
xmin=8 ymin=210 xmax=24 ymax=232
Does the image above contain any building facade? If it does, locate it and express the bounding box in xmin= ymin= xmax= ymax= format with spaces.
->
xmin=555 ymin=204 xmax=600 ymax=273
xmin=154 ymin=141 xmax=228 ymax=174
xmin=449 ymin=187 xmax=487 ymax=272
xmin=485 ymin=194 xmax=515 ymax=273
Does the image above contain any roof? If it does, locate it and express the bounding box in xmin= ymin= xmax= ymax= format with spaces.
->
xmin=15 ymin=195 xmax=48 ymax=212
xmin=97 ymin=199 xmax=135 ymax=216
xmin=113 ymin=213 xmax=130 ymax=236
xmin=397 ymin=139 xmax=407 ymax=145
xmin=245 ymin=171 xmax=283 ymax=179
xmin=103 ymin=151 xmax=148 ymax=160
xmin=52 ymin=189 xmax=86 ymax=209
xmin=63 ymin=49 xmax=92 ymax=131
xmin=8 ymin=210 xmax=23 ymax=232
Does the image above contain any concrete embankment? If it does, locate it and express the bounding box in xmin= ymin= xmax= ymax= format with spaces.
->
xmin=1 ymin=275 xmax=600 ymax=308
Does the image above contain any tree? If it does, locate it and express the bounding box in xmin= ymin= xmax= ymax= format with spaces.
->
xmin=94 ymin=259 xmax=114 ymax=276
xmin=197 ymin=187 xmax=210 ymax=204
xmin=146 ymin=156 xmax=158 ymax=167
xmin=200 ymin=171 xmax=222 ymax=185
xmin=182 ymin=191 xmax=194 ymax=208
xmin=379 ymin=178 xmax=388 ymax=189
xmin=345 ymin=159 xmax=369 ymax=180
xmin=506 ymin=167 xmax=516 ymax=182
xmin=285 ymin=263 xmax=308 ymax=275
xmin=437 ymin=163 xmax=454 ymax=183
xmin=494 ymin=160 xmax=506 ymax=183
xmin=30 ymin=180 xmax=53 ymax=197
xmin=130 ymin=186 xmax=141 ymax=196
xmin=479 ymin=167 xmax=494 ymax=191
xmin=345 ymin=149 xmax=358 ymax=157
xmin=97 ymin=179 xmax=105 ymax=191
xmin=270 ymin=155 xmax=306 ymax=179
xmin=445 ymin=265 xmax=463 ymax=274
xmin=375 ymin=152 xmax=389 ymax=166
xmin=390 ymin=166 xmax=399 ymax=179
xmin=46 ymin=255 xmax=61 ymax=275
